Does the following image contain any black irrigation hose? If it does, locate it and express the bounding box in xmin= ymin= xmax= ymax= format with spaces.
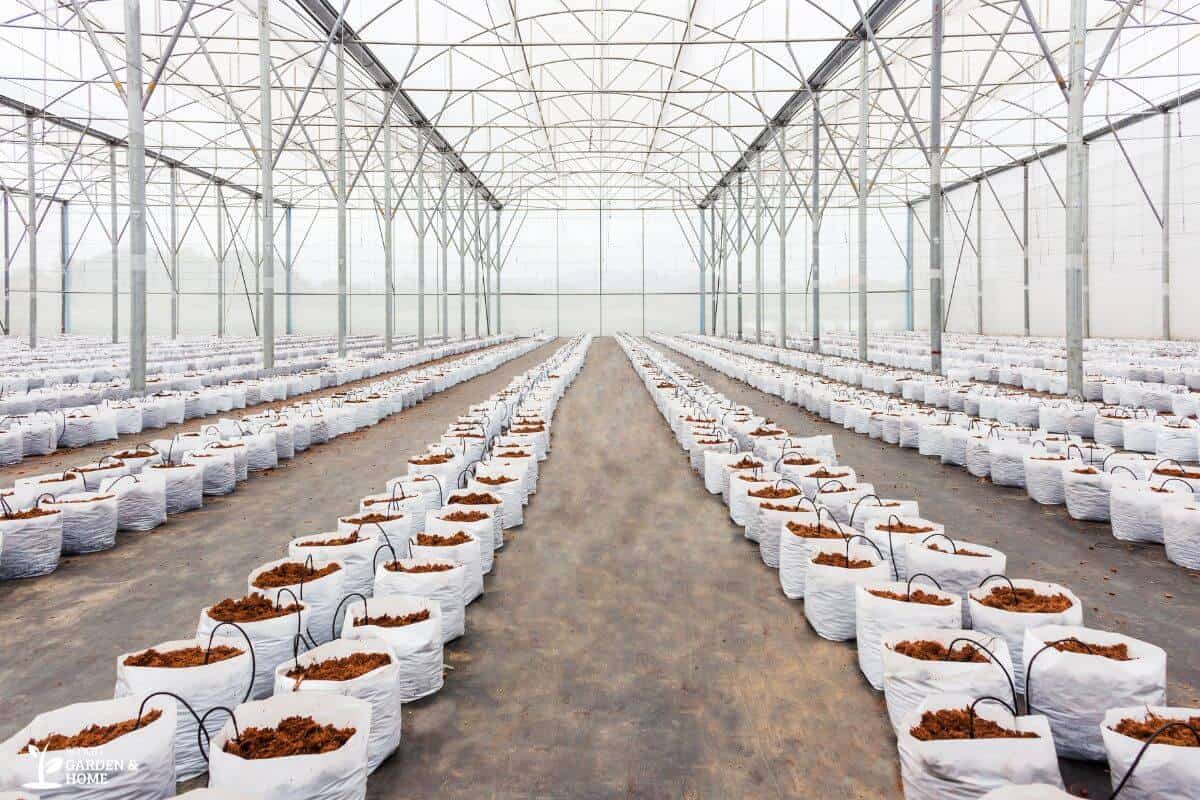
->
xmin=196 ymin=706 xmax=241 ymax=761
xmin=1023 ymin=637 xmax=1098 ymax=716
xmin=922 ymin=531 xmax=959 ymax=553
xmin=848 ymin=493 xmax=885 ymax=527
xmin=966 ymin=695 xmax=1020 ymax=739
xmin=944 ymin=637 xmax=1018 ymax=713
xmin=905 ymin=572 xmax=943 ymax=599
xmin=1108 ymin=721 xmax=1200 ymax=798
xmin=203 ymin=621 xmax=257 ymax=703
xmin=841 ymin=533 xmax=884 ymax=564
xmin=331 ymin=592 xmax=371 ymax=641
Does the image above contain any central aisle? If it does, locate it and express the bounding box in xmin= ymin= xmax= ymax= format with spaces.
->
xmin=380 ymin=337 xmax=900 ymax=799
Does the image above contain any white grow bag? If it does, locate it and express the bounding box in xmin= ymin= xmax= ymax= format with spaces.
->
xmin=855 ymin=581 xmax=962 ymax=691
xmin=373 ymin=558 xmax=465 ymax=643
xmin=339 ymin=594 xmax=444 ymax=702
xmin=1101 ymin=705 xmax=1200 ymax=800
xmin=967 ymin=579 xmax=1083 ymax=692
xmin=207 ymin=693 xmax=371 ymax=800
xmin=197 ymin=598 xmax=311 ymax=700
xmin=802 ymin=542 xmax=891 ymax=641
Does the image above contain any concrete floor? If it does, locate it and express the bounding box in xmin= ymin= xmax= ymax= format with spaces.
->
xmin=371 ymin=336 xmax=901 ymax=799
xmin=7 ymin=335 xmax=1188 ymax=798
xmin=663 ymin=338 xmax=1200 ymax=798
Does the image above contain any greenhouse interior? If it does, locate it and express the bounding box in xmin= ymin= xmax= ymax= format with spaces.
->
xmin=1 ymin=0 xmax=1199 ymax=798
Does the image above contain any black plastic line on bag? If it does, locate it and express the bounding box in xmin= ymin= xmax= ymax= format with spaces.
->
xmin=815 ymin=478 xmax=848 ymax=496
xmin=372 ymin=540 xmax=401 ymax=574
xmin=966 ymin=695 xmax=1020 ymax=739
xmin=135 ymin=691 xmax=203 ymax=741
xmin=457 ymin=463 xmax=478 ymax=489
xmin=1065 ymin=444 xmax=1085 ymax=462
xmin=203 ymin=621 xmax=257 ymax=704
xmin=102 ymin=473 xmax=141 ymax=493
xmin=905 ymin=573 xmax=944 ymax=600
xmin=848 ymin=494 xmax=885 ymax=527
xmin=1024 ymin=637 xmax=1099 ymax=716
xmin=331 ymin=592 xmax=370 ymax=640
xmin=196 ymin=706 xmax=241 ymax=761
xmin=841 ymin=533 xmax=884 ymax=565
xmin=1154 ymin=477 xmax=1194 ymax=494
xmin=770 ymin=477 xmax=805 ymax=499
xmin=0 ymin=493 xmax=16 ymax=518
xmin=921 ymin=532 xmax=959 ymax=554
xmin=1150 ymin=457 xmax=1186 ymax=476
xmin=1108 ymin=464 xmax=1140 ymax=481
xmin=879 ymin=514 xmax=909 ymax=581
xmin=813 ymin=507 xmax=848 ymax=539
xmin=1108 ymin=720 xmax=1200 ymax=799
xmin=941 ymin=635 xmax=1018 ymax=710
xmin=416 ymin=474 xmax=445 ymax=507
xmin=977 ymin=573 xmax=1017 ymax=595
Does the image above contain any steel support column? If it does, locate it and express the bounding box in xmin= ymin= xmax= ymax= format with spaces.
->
xmin=473 ymin=192 xmax=480 ymax=338
xmin=335 ymin=34 xmax=347 ymax=357
xmin=710 ymin=204 xmax=717 ymax=335
xmin=494 ymin=207 xmax=501 ymax=333
xmin=382 ymin=96 xmax=393 ymax=352
xmin=285 ymin=205 xmax=293 ymax=336
xmin=109 ymin=145 xmax=118 ymax=343
xmin=928 ymin=0 xmax=945 ymax=375
xmin=1161 ymin=110 xmax=1171 ymax=340
xmin=169 ymin=165 xmax=178 ymax=338
xmin=905 ymin=203 xmax=913 ymax=331
xmin=1082 ymin=143 xmax=1090 ymax=339
xmin=699 ymin=206 xmax=706 ymax=334
xmin=857 ymin=40 xmax=869 ymax=361
xmin=259 ymin=0 xmax=274 ymax=367
xmin=441 ymin=155 xmax=449 ymax=342
xmin=3 ymin=190 xmax=9 ymax=335
xmin=26 ymin=115 xmax=37 ymax=348
xmin=754 ymin=152 xmax=763 ymax=343
xmin=458 ymin=175 xmax=466 ymax=340
xmin=975 ymin=179 xmax=983 ymax=335
xmin=60 ymin=201 xmax=69 ymax=333
xmin=812 ymin=96 xmax=821 ymax=352
xmin=125 ymin=0 xmax=147 ymax=390
xmin=417 ymin=141 xmax=425 ymax=347
xmin=1065 ymin=0 xmax=1087 ymax=398
xmin=721 ymin=187 xmax=729 ymax=337
xmin=1022 ymin=162 xmax=1030 ymax=336
xmin=736 ymin=173 xmax=743 ymax=339
xmin=217 ymin=185 xmax=225 ymax=337
xmin=779 ymin=125 xmax=788 ymax=349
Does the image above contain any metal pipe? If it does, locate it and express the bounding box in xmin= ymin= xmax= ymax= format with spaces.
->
xmin=259 ymin=0 xmax=274 ymax=368
xmin=60 ymin=201 xmax=69 ymax=334
xmin=109 ymin=145 xmax=118 ymax=343
xmin=721 ymin=187 xmax=728 ymax=337
xmin=812 ymin=94 xmax=821 ymax=352
xmin=710 ymin=204 xmax=717 ymax=335
xmin=441 ymin=155 xmax=449 ymax=342
xmin=779 ymin=124 xmax=788 ymax=349
xmin=458 ymin=173 xmax=466 ymax=340
xmin=928 ymin=0 xmax=944 ymax=375
xmin=1022 ymin=162 xmax=1030 ymax=336
xmin=26 ymin=114 xmax=37 ymax=348
xmin=335 ymin=33 xmax=347 ymax=357
xmin=3 ymin=189 xmax=10 ymax=336
xmin=1161 ymin=110 xmax=1171 ymax=340
xmin=905 ymin=203 xmax=913 ymax=331
xmin=125 ymin=0 xmax=146 ymax=390
xmin=473 ymin=191 xmax=480 ymax=338
xmin=285 ymin=205 xmax=293 ymax=335
xmin=169 ymin=164 xmax=178 ymax=338
xmin=217 ymin=184 xmax=225 ymax=337
xmin=382 ymin=92 xmax=393 ymax=352
xmin=1065 ymin=0 xmax=1086 ymax=398
xmin=736 ymin=171 xmax=743 ymax=339
xmin=857 ymin=39 xmax=868 ymax=360
xmin=754 ymin=150 xmax=763 ymax=343
xmin=699 ymin=205 xmax=706 ymax=334
xmin=494 ymin=206 xmax=501 ymax=333
xmin=1082 ymin=143 xmax=1090 ymax=339
xmin=417 ymin=139 xmax=425 ymax=347
xmin=975 ymin=179 xmax=983 ymax=335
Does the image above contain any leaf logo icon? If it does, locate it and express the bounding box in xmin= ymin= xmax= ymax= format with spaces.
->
xmin=22 ymin=742 xmax=65 ymax=790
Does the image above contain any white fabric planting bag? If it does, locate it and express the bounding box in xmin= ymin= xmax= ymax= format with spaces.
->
xmin=1021 ymin=624 xmax=1167 ymax=761
xmin=374 ymin=558 xmax=466 ymax=643
xmin=0 ymin=506 xmax=63 ymax=579
xmin=425 ymin=510 xmax=495 ymax=574
xmin=855 ymin=581 xmax=962 ymax=691
xmin=1024 ymin=455 xmax=1073 ymax=505
xmin=802 ymin=543 xmax=891 ymax=641
xmin=408 ymin=532 xmax=483 ymax=604
xmin=1101 ymin=705 xmax=1200 ymax=800
xmin=207 ymin=693 xmax=371 ymax=800
xmin=13 ymin=471 xmax=84 ymax=507
xmin=47 ymin=492 xmax=119 ymax=554
xmin=141 ymin=464 xmax=202 ymax=515
xmin=248 ymin=559 xmax=346 ymax=645
xmin=906 ymin=538 xmax=1007 ymax=625
xmin=0 ymin=695 xmax=176 ymax=800
xmin=967 ymin=579 xmax=1083 ymax=691
xmin=863 ymin=517 xmax=945 ymax=581
xmin=443 ymin=493 xmax=504 ymax=552
xmin=897 ymin=693 xmax=1062 ymax=800
xmin=272 ymin=638 xmax=401 ymax=774
xmin=197 ymin=598 xmax=311 ymax=700
xmin=1110 ymin=480 xmax=1192 ymax=544
xmin=881 ymin=627 xmax=1014 ymax=734
xmin=184 ymin=450 xmax=237 ymax=496
xmin=0 ymin=427 xmax=20 ymax=466
xmin=290 ymin=531 xmax=380 ymax=603
xmin=114 ymin=635 xmax=254 ymax=780
xmin=1063 ymin=467 xmax=1112 ymax=521
xmin=340 ymin=595 xmax=444 ymax=702
xmin=100 ymin=473 xmax=169 ymax=531
xmin=1162 ymin=503 xmax=1200 ymax=569
xmin=778 ymin=520 xmax=847 ymax=599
